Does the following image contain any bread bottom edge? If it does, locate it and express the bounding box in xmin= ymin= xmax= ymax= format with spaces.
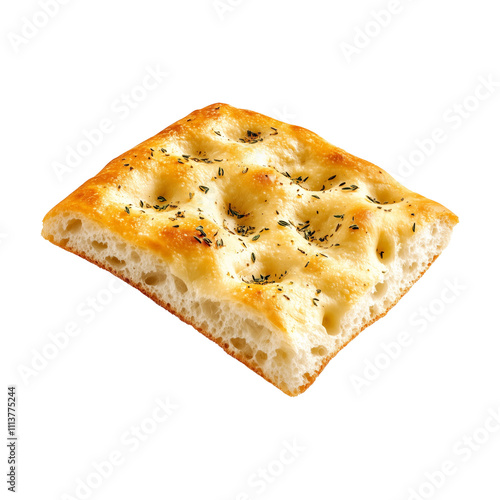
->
xmin=43 ymin=231 xmax=442 ymax=396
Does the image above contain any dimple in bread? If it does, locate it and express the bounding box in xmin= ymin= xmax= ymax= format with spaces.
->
xmin=42 ymin=103 xmax=458 ymax=396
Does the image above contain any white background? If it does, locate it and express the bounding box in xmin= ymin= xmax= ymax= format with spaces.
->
xmin=2 ymin=1 xmax=500 ymax=499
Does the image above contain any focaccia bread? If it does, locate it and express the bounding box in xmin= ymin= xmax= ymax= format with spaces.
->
xmin=42 ymin=103 xmax=458 ymax=396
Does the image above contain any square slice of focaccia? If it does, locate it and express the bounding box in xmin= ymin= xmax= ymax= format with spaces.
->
xmin=42 ymin=103 xmax=458 ymax=396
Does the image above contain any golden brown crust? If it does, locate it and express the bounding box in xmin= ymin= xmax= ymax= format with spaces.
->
xmin=42 ymin=103 xmax=458 ymax=395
